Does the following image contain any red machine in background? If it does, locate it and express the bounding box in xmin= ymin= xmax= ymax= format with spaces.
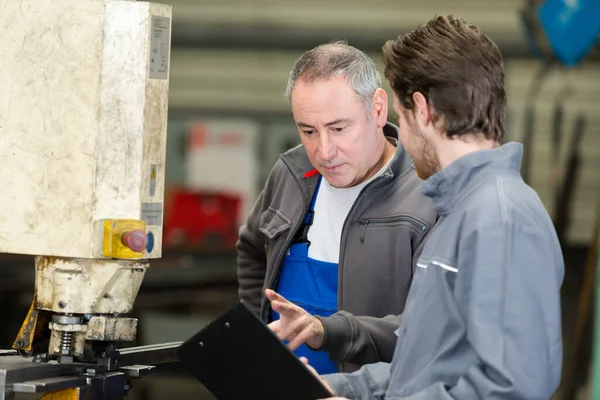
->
xmin=163 ymin=187 xmax=241 ymax=252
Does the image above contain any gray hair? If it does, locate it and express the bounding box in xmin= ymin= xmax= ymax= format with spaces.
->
xmin=285 ymin=41 xmax=382 ymax=111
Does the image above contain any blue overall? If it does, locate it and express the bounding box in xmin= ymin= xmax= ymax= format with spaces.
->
xmin=271 ymin=176 xmax=339 ymax=374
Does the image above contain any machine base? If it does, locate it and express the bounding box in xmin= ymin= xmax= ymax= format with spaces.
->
xmin=0 ymin=342 xmax=181 ymax=400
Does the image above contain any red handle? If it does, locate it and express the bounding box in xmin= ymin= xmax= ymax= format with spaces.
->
xmin=121 ymin=230 xmax=148 ymax=253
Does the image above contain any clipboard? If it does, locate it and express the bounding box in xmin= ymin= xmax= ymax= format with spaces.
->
xmin=176 ymin=301 xmax=333 ymax=400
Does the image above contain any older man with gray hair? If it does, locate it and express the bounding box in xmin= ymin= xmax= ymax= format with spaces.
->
xmin=236 ymin=41 xmax=437 ymax=374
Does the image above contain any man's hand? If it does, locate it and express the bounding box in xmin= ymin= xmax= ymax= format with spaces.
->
xmin=265 ymin=289 xmax=325 ymax=350
xmin=298 ymin=356 xmax=336 ymax=397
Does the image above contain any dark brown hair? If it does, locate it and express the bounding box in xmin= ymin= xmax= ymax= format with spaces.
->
xmin=382 ymin=15 xmax=506 ymax=141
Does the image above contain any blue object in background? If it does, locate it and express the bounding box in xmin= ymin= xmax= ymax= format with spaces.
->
xmin=537 ymin=0 xmax=600 ymax=66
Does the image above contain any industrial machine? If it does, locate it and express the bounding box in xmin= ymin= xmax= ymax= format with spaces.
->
xmin=0 ymin=0 xmax=179 ymax=398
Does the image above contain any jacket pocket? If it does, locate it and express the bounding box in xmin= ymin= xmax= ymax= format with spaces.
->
xmin=258 ymin=207 xmax=292 ymax=240
xmin=357 ymin=215 xmax=429 ymax=243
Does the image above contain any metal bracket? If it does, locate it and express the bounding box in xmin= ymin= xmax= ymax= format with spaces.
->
xmin=12 ymin=301 xmax=52 ymax=355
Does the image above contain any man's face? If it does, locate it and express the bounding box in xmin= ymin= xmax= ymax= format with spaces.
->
xmin=290 ymin=76 xmax=386 ymax=188
xmin=392 ymin=93 xmax=440 ymax=180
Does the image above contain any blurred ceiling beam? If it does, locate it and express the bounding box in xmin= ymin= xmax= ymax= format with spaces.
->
xmin=171 ymin=23 xmax=600 ymax=61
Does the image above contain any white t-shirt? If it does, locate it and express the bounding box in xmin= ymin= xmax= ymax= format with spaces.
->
xmin=307 ymin=157 xmax=394 ymax=263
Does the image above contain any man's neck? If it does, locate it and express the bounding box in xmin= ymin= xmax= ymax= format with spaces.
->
xmin=373 ymin=139 xmax=396 ymax=173
xmin=436 ymin=135 xmax=498 ymax=169
xmin=353 ymin=138 xmax=395 ymax=186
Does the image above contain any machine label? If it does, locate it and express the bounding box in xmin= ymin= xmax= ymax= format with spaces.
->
xmin=149 ymin=16 xmax=170 ymax=79
xmin=149 ymin=164 xmax=157 ymax=197
xmin=141 ymin=202 xmax=163 ymax=226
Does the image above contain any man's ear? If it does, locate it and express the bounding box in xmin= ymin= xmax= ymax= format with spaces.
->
xmin=371 ymin=88 xmax=389 ymax=128
xmin=412 ymin=92 xmax=433 ymax=128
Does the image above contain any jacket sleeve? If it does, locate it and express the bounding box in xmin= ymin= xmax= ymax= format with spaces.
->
xmin=323 ymin=362 xmax=391 ymax=400
xmin=236 ymin=187 xmax=269 ymax=315
xmin=317 ymin=313 xmax=400 ymax=364
xmin=396 ymin=220 xmax=564 ymax=400
xmin=317 ymin=222 xmax=432 ymax=364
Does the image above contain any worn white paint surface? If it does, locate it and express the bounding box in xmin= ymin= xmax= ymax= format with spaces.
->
xmin=141 ymin=3 xmax=172 ymax=256
xmin=48 ymin=326 xmax=88 ymax=356
xmin=86 ymin=316 xmax=138 ymax=341
xmin=49 ymin=315 xmax=138 ymax=356
xmin=0 ymin=0 xmax=171 ymax=259
xmin=95 ymin=1 xmax=172 ymax=258
xmin=34 ymin=256 xmax=148 ymax=314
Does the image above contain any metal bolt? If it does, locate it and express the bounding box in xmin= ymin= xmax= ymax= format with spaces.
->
xmin=224 ymin=322 xmax=230 ymax=328
xmin=199 ymin=342 xmax=204 ymax=347
xmin=58 ymin=355 xmax=73 ymax=364
xmin=58 ymin=301 xmax=66 ymax=309
xmin=16 ymin=339 xmax=25 ymax=348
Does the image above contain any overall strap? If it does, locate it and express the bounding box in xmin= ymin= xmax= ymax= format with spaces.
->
xmin=293 ymin=175 xmax=322 ymax=244
xmin=305 ymin=175 xmax=322 ymax=222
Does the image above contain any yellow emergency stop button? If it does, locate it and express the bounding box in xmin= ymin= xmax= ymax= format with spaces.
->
xmin=102 ymin=219 xmax=147 ymax=259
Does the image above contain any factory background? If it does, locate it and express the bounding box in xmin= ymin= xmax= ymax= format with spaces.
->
xmin=1 ymin=0 xmax=599 ymax=399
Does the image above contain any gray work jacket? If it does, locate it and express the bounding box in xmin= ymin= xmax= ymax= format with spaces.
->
xmin=324 ymin=143 xmax=564 ymax=398
xmin=236 ymin=123 xmax=437 ymax=372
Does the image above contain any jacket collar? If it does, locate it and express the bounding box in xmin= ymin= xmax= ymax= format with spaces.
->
xmin=280 ymin=122 xmax=415 ymax=196
xmin=421 ymin=142 xmax=523 ymax=215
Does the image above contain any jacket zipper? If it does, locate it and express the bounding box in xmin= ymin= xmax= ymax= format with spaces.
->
xmin=337 ymin=171 xmax=393 ymax=313
xmin=358 ymin=220 xmax=369 ymax=242
xmin=358 ymin=215 xmax=429 ymax=242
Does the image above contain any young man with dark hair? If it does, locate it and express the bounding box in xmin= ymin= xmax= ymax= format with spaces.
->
xmin=312 ymin=15 xmax=564 ymax=399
